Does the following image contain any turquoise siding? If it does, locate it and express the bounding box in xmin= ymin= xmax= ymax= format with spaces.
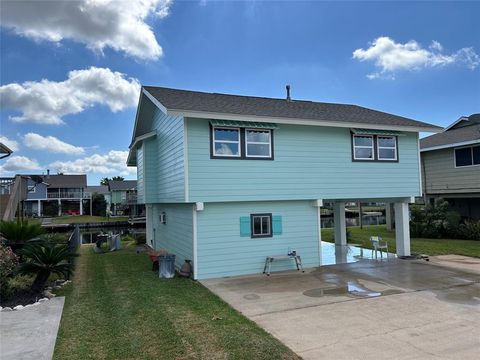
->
xmin=135 ymin=96 xmax=185 ymax=204
xmin=149 ymin=108 xmax=185 ymax=203
xmin=136 ymin=145 xmax=144 ymax=203
xmin=151 ymin=203 xmax=193 ymax=269
xmin=143 ymin=138 xmax=158 ymax=202
xmin=187 ymin=118 xmax=421 ymax=202
xmin=196 ymin=201 xmax=319 ymax=279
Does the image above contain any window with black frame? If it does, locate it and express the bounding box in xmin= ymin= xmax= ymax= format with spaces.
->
xmin=455 ymin=145 xmax=480 ymax=167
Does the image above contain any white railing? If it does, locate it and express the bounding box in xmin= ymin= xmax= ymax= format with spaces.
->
xmin=46 ymin=191 xmax=91 ymax=199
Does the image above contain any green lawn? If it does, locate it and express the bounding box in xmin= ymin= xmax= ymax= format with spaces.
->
xmin=322 ymin=225 xmax=480 ymax=257
xmin=52 ymin=215 xmax=128 ymax=224
xmin=54 ymin=243 xmax=299 ymax=360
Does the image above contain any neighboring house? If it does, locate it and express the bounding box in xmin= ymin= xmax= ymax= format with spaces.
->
xmin=23 ymin=173 xmax=90 ymax=217
xmin=127 ymin=86 xmax=441 ymax=280
xmin=108 ymin=180 xmax=143 ymax=216
xmin=86 ymin=185 xmax=111 ymax=211
xmin=420 ymin=113 xmax=480 ymax=220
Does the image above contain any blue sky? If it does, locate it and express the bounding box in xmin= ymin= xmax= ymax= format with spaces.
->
xmin=1 ymin=1 xmax=479 ymax=185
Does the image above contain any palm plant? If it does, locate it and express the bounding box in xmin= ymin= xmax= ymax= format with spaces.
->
xmin=19 ymin=242 xmax=77 ymax=292
xmin=0 ymin=220 xmax=45 ymax=244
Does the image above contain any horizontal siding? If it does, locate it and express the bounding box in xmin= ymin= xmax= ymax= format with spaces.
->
xmin=143 ymin=139 xmax=158 ymax=202
xmin=187 ymin=119 xmax=421 ymax=202
xmin=136 ymin=145 xmax=145 ymax=203
xmin=422 ymin=148 xmax=480 ymax=194
xmin=151 ymin=203 xmax=193 ymax=269
xmin=196 ymin=201 xmax=319 ymax=279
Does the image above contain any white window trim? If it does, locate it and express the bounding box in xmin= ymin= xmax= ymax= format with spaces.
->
xmin=27 ymin=185 xmax=36 ymax=193
xmin=454 ymin=145 xmax=480 ymax=168
xmin=252 ymin=214 xmax=272 ymax=237
xmin=245 ymin=128 xmax=272 ymax=158
xmin=353 ymin=135 xmax=374 ymax=160
xmin=377 ymin=136 xmax=398 ymax=161
xmin=212 ymin=126 xmax=241 ymax=157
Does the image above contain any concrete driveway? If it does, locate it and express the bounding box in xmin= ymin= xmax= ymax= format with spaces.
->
xmin=202 ymin=258 xmax=480 ymax=360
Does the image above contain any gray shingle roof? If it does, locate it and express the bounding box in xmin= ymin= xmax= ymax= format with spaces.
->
xmin=43 ymin=175 xmax=87 ymax=188
xmin=420 ymin=115 xmax=480 ymax=150
xmin=108 ymin=180 xmax=136 ymax=191
xmin=86 ymin=185 xmax=110 ymax=195
xmin=143 ymin=86 xmax=440 ymax=131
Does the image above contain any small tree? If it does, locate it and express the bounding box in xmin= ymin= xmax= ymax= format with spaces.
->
xmin=19 ymin=242 xmax=77 ymax=292
xmin=91 ymin=193 xmax=107 ymax=216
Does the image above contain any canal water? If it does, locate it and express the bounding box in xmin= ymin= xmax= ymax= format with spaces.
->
xmin=79 ymin=226 xmax=146 ymax=244
xmin=321 ymin=214 xmax=386 ymax=228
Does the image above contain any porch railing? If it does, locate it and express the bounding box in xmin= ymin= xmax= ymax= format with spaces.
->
xmin=46 ymin=191 xmax=92 ymax=199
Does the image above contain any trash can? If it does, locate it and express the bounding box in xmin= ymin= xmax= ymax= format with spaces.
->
xmin=158 ymin=254 xmax=176 ymax=278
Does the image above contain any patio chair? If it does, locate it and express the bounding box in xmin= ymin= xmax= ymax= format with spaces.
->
xmin=370 ymin=236 xmax=388 ymax=259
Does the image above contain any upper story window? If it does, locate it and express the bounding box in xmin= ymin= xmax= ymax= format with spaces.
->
xmin=455 ymin=145 xmax=480 ymax=167
xmin=211 ymin=126 xmax=274 ymax=160
xmin=377 ymin=136 xmax=397 ymax=161
xmin=353 ymin=135 xmax=374 ymax=160
xmin=27 ymin=185 xmax=36 ymax=193
xmin=212 ymin=127 xmax=241 ymax=157
xmin=245 ymin=129 xmax=272 ymax=158
xmin=352 ymin=134 xmax=398 ymax=162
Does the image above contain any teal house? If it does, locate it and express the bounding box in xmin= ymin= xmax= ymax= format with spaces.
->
xmin=127 ymin=86 xmax=440 ymax=280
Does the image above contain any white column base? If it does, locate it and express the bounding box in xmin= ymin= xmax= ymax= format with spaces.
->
xmin=334 ymin=202 xmax=347 ymax=246
xmin=394 ymin=202 xmax=411 ymax=257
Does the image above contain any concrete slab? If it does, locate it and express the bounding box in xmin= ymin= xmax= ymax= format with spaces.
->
xmin=202 ymin=259 xmax=480 ymax=360
xmin=428 ymin=255 xmax=480 ymax=275
xmin=0 ymin=297 xmax=65 ymax=360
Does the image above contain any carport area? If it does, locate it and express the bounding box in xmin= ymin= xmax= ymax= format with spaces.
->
xmin=202 ymin=258 xmax=480 ymax=360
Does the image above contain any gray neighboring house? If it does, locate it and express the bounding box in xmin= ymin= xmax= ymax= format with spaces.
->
xmin=86 ymin=185 xmax=111 ymax=210
xmin=108 ymin=180 xmax=143 ymax=216
xmin=24 ymin=174 xmax=90 ymax=216
xmin=420 ymin=113 xmax=480 ymax=219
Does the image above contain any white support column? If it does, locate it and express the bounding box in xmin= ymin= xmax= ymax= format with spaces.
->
xmin=385 ymin=203 xmax=394 ymax=231
xmin=394 ymin=202 xmax=411 ymax=257
xmin=58 ymin=199 xmax=61 ymax=217
xmin=37 ymin=200 xmax=42 ymax=217
xmin=79 ymin=200 xmax=83 ymax=215
xmin=334 ymin=202 xmax=347 ymax=246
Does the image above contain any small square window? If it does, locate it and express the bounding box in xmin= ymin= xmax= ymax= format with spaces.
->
xmin=251 ymin=213 xmax=272 ymax=238
xmin=455 ymin=147 xmax=472 ymax=167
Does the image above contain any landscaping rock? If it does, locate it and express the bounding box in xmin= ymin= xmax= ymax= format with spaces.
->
xmin=43 ymin=291 xmax=56 ymax=298
xmin=13 ymin=305 xmax=24 ymax=310
xmin=1 ymin=307 xmax=13 ymax=312
xmin=38 ymin=298 xmax=49 ymax=303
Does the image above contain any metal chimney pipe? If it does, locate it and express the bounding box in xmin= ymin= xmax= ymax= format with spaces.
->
xmin=286 ymin=85 xmax=291 ymax=101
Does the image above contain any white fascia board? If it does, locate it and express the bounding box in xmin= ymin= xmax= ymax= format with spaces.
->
xmin=126 ymin=131 xmax=157 ymax=167
xmin=444 ymin=116 xmax=469 ymax=131
xmin=129 ymin=131 xmax=157 ymax=150
xmin=168 ymin=109 xmax=442 ymax=133
xmin=142 ymin=88 xmax=167 ymax=114
xmin=420 ymin=139 xmax=480 ymax=152
xmin=130 ymin=91 xmax=145 ymax=145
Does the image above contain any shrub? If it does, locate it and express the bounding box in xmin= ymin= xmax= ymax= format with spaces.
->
xmin=410 ymin=199 xmax=462 ymax=239
xmin=19 ymin=242 xmax=77 ymax=292
xmin=458 ymin=221 xmax=480 ymax=241
xmin=0 ymin=245 xmax=19 ymax=299
xmin=0 ymin=220 xmax=45 ymax=244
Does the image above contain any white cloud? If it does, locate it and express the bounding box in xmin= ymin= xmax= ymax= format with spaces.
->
xmin=50 ymin=150 xmax=135 ymax=176
xmin=0 ymin=0 xmax=171 ymax=60
xmin=353 ymin=37 xmax=480 ymax=79
xmin=24 ymin=133 xmax=85 ymax=155
xmin=0 ymin=67 xmax=140 ymax=125
xmin=0 ymin=156 xmax=41 ymax=173
xmin=0 ymin=136 xmax=19 ymax=152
